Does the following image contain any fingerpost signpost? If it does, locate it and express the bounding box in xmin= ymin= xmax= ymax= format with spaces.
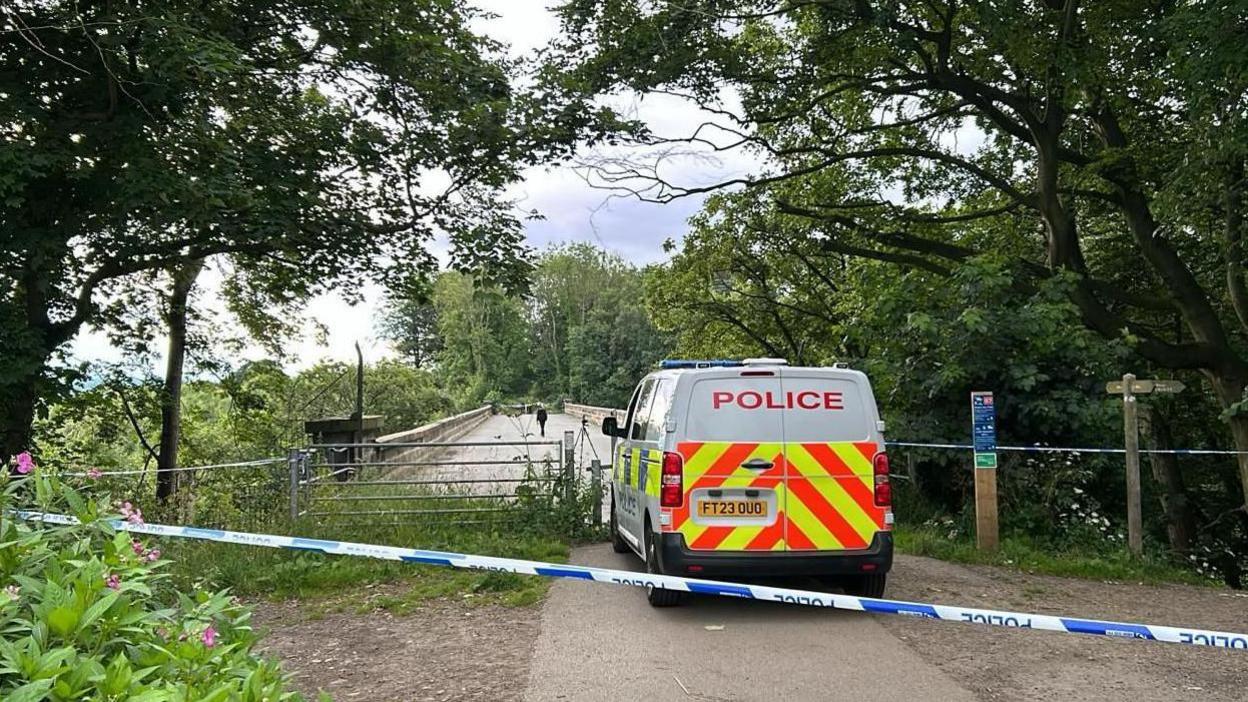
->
xmin=1105 ymin=374 xmax=1185 ymax=556
xmin=971 ymin=391 xmax=998 ymax=550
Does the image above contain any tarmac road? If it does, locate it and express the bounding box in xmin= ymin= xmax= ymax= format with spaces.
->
xmin=520 ymin=542 xmax=975 ymax=702
xmin=448 ymin=414 xmax=974 ymax=702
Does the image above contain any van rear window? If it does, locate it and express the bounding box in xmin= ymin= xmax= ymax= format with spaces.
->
xmin=686 ymin=377 xmax=784 ymax=442
xmin=684 ymin=375 xmax=871 ymax=442
xmin=779 ymin=376 xmax=871 ymax=442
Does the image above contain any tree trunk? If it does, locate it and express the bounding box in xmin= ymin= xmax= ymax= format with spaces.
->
xmin=155 ymin=259 xmax=204 ymax=501
xmin=1207 ymin=373 xmax=1248 ymax=513
xmin=1 ymin=379 xmax=41 ymax=470
xmin=1140 ymin=406 xmax=1198 ymax=555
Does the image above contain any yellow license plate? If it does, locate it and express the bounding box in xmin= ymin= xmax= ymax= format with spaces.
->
xmin=697 ymin=500 xmax=768 ymax=517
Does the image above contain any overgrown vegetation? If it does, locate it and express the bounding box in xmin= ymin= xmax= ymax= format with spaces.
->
xmin=0 ymin=456 xmax=310 ymax=700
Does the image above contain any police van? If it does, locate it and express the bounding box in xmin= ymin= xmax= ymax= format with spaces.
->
xmin=602 ymin=358 xmax=893 ymax=606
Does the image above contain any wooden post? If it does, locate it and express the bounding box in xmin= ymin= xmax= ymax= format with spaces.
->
xmin=1104 ymin=374 xmax=1183 ymax=556
xmin=590 ymin=459 xmax=603 ymax=526
xmin=563 ymin=430 xmax=576 ymax=506
xmin=975 ymin=468 xmax=999 ymax=551
xmin=1122 ymin=373 xmax=1143 ymax=556
xmin=288 ymin=449 xmax=301 ymax=523
xmin=970 ymin=392 xmax=999 ymax=551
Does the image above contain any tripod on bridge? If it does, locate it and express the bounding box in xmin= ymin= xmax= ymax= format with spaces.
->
xmin=571 ymin=415 xmax=601 ymax=467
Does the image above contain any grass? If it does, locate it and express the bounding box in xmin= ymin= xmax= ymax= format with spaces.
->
xmin=152 ymin=451 xmax=604 ymax=610
xmin=163 ymin=523 xmax=571 ymax=609
xmin=894 ymin=525 xmax=1217 ymax=587
xmin=308 ymin=567 xmax=550 ymax=618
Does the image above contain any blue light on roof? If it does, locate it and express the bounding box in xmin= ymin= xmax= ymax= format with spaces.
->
xmin=658 ymin=359 xmax=744 ymax=369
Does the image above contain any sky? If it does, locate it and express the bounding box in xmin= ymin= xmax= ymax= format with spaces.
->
xmin=69 ymin=1 xmax=752 ymax=372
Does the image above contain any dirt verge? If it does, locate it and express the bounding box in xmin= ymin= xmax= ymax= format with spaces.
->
xmin=882 ymin=554 xmax=1248 ymax=701
xmin=253 ymin=584 xmax=539 ymax=702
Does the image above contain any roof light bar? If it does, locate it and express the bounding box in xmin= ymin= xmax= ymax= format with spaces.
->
xmin=742 ymin=358 xmax=789 ymax=366
xmin=658 ymin=359 xmax=744 ymax=369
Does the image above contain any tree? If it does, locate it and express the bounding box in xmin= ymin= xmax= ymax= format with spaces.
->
xmin=431 ymin=271 xmax=532 ymax=405
xmin=527 ymin=243 xmax=665 ymax=398
xmin=377 ymin=295 xmax=443 ymax=368
xmin=554 ymin=1 xmax=1248 ymax=512
xmin=1 ymin=0 xmax=583 ymax=463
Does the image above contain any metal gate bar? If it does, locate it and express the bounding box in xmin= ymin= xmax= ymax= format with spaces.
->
xmin=293 ymin=436 xmax=575 ymax=527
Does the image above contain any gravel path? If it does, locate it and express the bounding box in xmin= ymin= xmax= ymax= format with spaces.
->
xmin=882 ymin=555 xmax=1248 ymax=701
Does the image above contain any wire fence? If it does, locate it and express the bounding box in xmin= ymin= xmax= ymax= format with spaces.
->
xmin=887 ymin=441 xmax=1248 ymax=456
xmin=62 ymin=458 xmax=292 ymax=532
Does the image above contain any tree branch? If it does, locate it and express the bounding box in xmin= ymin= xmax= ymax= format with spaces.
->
xmin=115 ymin=388 xmax=160 ymax=464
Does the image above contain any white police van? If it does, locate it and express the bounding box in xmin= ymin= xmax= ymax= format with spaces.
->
xmin=603 ymin=359 xmax=893 ymax=606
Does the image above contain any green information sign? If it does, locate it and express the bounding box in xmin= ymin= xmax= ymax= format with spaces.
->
xmin=974 ymin=452 xmax=998 ymax=469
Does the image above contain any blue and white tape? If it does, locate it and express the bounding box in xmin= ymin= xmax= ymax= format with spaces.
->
xmin=887 ymin=441 xmax=1248 ymax=456
xmin=13 ymin=511 xmax=1248 ymax=651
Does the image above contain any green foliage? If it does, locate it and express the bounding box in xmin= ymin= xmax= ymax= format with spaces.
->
xmin=528 ymin=244 xmax=671 ymax=407
xmin=376 ymin=298 xmax=442 ymax=369
xmin=557 ymin=0 xmax=1248 ymax=584
xmin=431 ymin=272 xmax=533 ymax=407
xmin=1 ymin=0 xmax=593 ymax=459
xmin=0 ymin=460 xmax=305 ymax=700
xmin=37 ymin=361 xmax=454 ymax=473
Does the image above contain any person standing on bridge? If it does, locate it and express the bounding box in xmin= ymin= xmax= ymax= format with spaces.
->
xmin=536 ymin=404 xmax=549 ymax=437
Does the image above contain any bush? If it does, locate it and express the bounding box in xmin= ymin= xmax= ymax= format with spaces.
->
xmin=0 ymin=453 xmax=310 ymax=701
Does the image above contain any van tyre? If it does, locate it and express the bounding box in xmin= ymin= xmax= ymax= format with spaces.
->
xmin=845 ymin=573 xmax=887 ymax=599
xmin=609 ymin=497 xmax=629 ymax=554
xmin=644 ymin=522 xmax=683 ymax=607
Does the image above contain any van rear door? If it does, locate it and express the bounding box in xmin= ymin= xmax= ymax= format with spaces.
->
xmin=778 ymin=369 xmax=887 ymax=552
xmin=673 ymin=371 xmax=787 ymax=551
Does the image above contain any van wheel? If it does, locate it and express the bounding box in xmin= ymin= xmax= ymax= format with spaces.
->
xmin=845 ymin=573 xmax=887 ymax=599
xmin=609 ymin=497 xmax=629 ymax=554
xmin=644 ymin=521 xmax=683 ymax=608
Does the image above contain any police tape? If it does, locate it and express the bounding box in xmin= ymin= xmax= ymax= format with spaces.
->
xmin=887 ymin=441 xmax=1248 ymax=456
xmin=13 ymin=511 xmax=1248 ymax=651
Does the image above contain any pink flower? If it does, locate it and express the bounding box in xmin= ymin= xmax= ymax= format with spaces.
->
xmin=86 ymin=467 xmax=103 ymax=479
xmin=146 ymin=549 xmax=161 ymax=562
xmin=14 ymin=452 xmax=34 ymax=475
xmin=127 ymin=509 xmax=144 ymax=526
xmin=105 ymin=574 xmax=121 ymax=590
xmin=201 ymin=625 xmax=217 ymax=648
xmin=132 ymin=540 xmax=146 ymax=556
xmin=119 ymin=501 xmax=134 ymax=517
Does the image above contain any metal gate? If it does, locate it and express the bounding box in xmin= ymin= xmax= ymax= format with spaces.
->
xmin=288 ymin=437 xmax=574 ymax=528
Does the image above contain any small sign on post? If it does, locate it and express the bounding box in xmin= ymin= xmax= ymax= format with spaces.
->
xmin=1106 ymin=374 xmax=1184 ymax=556
xmin=971 ymin=392 xmax=999 ymax=550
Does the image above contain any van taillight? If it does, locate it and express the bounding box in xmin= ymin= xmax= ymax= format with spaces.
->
xmin=661 ymin=452 xmax=684 ymax=507
xmin=873 ymin=452 xmax=891 ymax=507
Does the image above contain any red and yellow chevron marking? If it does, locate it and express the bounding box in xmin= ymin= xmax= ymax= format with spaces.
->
xmin=666 ymin=441 xmax=887 ymax=553
xmin=668 ymin=442 xmax=786 ymax=551
xmin=785 ymin=442 xmax=888 ymax=551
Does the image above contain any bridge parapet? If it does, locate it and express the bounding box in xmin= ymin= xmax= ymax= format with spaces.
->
xmin=372 ymin=405 xmax=494 ymax=464
xmin=375 ymin=405 xmax=493 ymax=446
xmin=563 ymin=402 xmax=625 ymax=428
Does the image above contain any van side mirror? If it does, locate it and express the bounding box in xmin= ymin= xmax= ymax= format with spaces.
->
xmin=602 ymin=416 xmax=620 ymax=437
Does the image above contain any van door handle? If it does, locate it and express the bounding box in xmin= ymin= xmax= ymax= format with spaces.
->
xmin=741 ymin=458 xmax=773 ymax=471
